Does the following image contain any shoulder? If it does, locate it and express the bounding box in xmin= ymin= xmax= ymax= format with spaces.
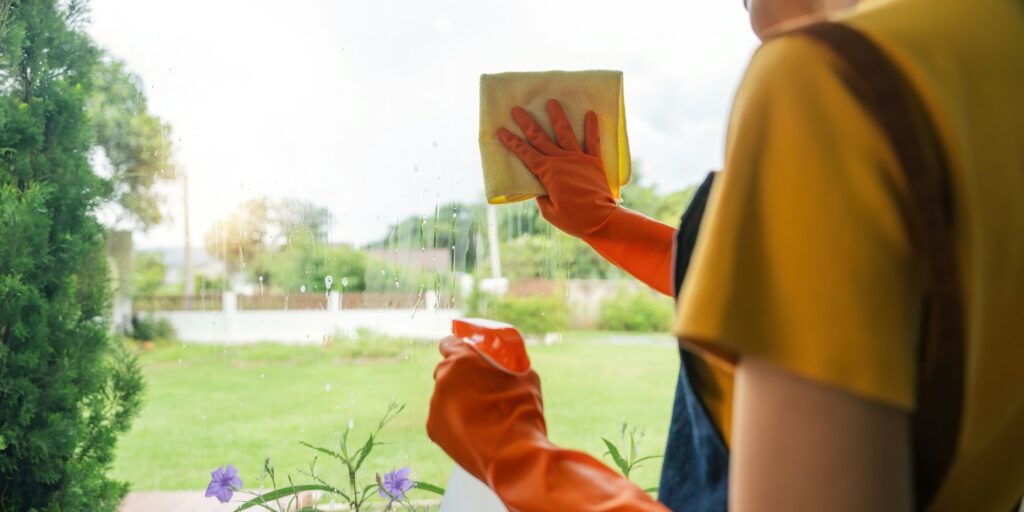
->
xmin=733 ymin=30 xmax=851 ymax=118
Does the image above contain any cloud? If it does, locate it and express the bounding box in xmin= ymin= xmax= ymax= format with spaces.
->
xmin=87 ymin=0 xmax=758 ymax=248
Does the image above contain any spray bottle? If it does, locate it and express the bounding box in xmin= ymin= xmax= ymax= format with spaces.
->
xmin=437 ymin=318 xmax=529 ymax=512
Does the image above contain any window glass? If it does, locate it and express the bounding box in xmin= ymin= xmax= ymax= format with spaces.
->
xmin=40 ymin=0 xmax=755 ymax=508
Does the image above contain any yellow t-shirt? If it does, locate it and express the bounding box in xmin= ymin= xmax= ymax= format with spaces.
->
xmin=674 ymin=0 xmax=1024 ymax=510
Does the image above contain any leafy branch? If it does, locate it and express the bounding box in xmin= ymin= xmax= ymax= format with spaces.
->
xmin=235 ymin=401 xmax=427 ymax=512
xmin=0 ymin=0 xmax=14 ymax=37
xmin=602 ymin=422 xmax=662 ymax=491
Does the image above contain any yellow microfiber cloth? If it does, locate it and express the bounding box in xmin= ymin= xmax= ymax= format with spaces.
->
xmin=479 ymin=70 xmax=631 ymax=204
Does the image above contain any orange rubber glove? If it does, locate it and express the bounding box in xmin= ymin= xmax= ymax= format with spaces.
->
xmin=426 ymin=336 xmax=670 ymax=512
xmin=497 ymin=99 xmax=677 ymax=297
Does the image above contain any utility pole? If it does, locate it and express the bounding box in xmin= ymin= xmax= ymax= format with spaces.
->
xmin=182 ymin=168 xmax=195 ymax=300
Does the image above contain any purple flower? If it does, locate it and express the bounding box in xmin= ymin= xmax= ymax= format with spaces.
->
xmin=205 ymin=464 xmax=242 ymax=503
xmin=378 ymin=467 xmax=414 ymax=500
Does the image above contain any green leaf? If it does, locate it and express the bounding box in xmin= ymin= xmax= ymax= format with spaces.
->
xmin=340 ymin=428 xmax=351 ymax=460
xmin=233 ymin=484 xmax=340 ymax=511
xmin=360 ymin=482 xmax=379 ymax=502
xmin=413 ymin=481 xmax=446 ymax=496
xmin=643 ymin=486 xmax=659 ymax=494
xmin=602 ymin=437 xmax=630 ymax=476
xmin=353 ymin=433 xmax=376 ymax=471
xmin=299 ymin=441 xmax=344 ymax=461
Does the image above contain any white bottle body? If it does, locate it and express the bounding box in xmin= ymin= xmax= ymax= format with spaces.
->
xmin=438 ymin=464 xmax=507 ymax=512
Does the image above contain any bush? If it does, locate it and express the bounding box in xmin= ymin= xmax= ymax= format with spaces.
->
xmin=194 ymin=274 xmax=227 ymax=294
xmin=599 ymin=290 xmax=675 ymax=332
xmin=466 ymin=286 xmax=568 ymax=335
xmin=327 ymin=329 xmax=417 ymax=360
xmin=128 ymin=314 xmax=176 ymax=342
xmin=252 ymin=232 xmax=370 ymax=293
xmin=131 ymin=251 xmax=167 ymax=296
xmin=0 ymin=2 xmax=143 ymax=509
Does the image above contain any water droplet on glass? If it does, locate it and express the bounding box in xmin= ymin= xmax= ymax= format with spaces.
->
xmin=324 ymin=275 xmax=334 ymax=290
xmin=324 ymin=384 xmax=332 ymax=392
xmin=348 ymin=419 xmax=355 ymax=430
xmin=300 ymin=285 xmax=307 ymax=293
xmin=394 ymin=281 xmax=401 ymax=289
xmin=341 ymin=276 xmax=349 ymax=287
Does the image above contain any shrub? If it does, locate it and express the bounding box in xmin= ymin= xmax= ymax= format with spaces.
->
xmin=327 ymin=329 xmax=416 ymax=360
xmin=0 ymin=2 xmax=143 ymax=509
xmin=599 ymin=290 xmax=675 ymax=332
xmin=131 ymin=252 xmax=167 ymax=296
xmin=194 ymin=274 xmax=227 ymax=294
xmin=466 ymin=286 xmax=568 ymax=335
xmin=128 ymin=314 xmax=176 ymax=342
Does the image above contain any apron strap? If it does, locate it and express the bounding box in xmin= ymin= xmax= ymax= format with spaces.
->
xmin=795 ymin=21 xmax=966 ymax=510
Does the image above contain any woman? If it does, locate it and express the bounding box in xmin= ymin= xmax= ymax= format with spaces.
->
xmin=427 ymin=0 xmax=1024 ymax=510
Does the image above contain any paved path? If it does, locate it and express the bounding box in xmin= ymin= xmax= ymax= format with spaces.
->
xmin=120 ymin=491 xmax=241 ymax=512
xmin=120 ymin=491 xmax=440 ymax=511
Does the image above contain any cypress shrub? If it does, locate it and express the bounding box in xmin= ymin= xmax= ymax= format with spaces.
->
xmin=0 ymin=1 xmax=143 ymax=509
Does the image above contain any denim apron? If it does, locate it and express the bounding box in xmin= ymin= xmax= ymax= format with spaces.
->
xmin=658 ymin=172 xmax=728 ymax=512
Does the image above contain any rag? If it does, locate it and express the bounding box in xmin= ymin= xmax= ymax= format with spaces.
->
xmin=479 ymin=70 xmax=630 ymax=204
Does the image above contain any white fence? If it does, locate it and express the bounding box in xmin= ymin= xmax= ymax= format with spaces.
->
xmin=144 ymin=292 xmax=461 ymax=344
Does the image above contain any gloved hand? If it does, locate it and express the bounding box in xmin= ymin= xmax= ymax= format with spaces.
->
xmin=426 ymin=337 xmax=670 ymax=512
xmin=498 ymin=100 xmax=677 ymax=297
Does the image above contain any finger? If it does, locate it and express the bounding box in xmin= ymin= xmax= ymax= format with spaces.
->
xmin=511 ymin=107 xmax=563 ymax=156
xmin=546 ymin=99 xmax=581 ymax=152
xmin=583 ymin=111 xmax=602 ymax=159
xmin=497 ymin=128 xmax=544 ymax=169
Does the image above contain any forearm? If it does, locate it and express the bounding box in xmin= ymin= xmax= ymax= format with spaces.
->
xmin=584 ymin=207 xmax=677 ymax=297
xmin=487 ymin=441 xmax=670 ymax=512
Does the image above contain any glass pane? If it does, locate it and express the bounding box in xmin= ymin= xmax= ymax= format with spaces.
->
xmin=4 ymin=0 xmax=755 ymax=510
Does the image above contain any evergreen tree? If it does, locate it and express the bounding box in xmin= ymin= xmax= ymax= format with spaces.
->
xmin=0 ymin=1 xmax=143 ymax=509
xmin=89 ymin=56 xmax=176 ymax=230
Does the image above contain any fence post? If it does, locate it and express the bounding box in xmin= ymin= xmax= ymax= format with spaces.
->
xmin=223 ymin=291 xmax=238 ymax=343
xmin=328 ymin=291 xmax=341 ymax=312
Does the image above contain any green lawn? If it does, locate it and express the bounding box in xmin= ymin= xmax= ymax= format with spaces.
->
xmin=111 ymin=331 xmax=678 ymax=498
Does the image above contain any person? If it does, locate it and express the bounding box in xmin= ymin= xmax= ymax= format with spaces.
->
xmin=427 ymin=0 xmax=1024 ymax=510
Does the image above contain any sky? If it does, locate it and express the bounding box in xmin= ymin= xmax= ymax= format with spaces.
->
xmin=86 ymin=0 xmax=759 ymax=249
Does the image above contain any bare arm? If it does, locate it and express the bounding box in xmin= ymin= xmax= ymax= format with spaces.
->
xmin=730 ymin=357 xmax=913 ymax=512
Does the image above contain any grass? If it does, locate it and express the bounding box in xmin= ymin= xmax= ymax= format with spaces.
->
xmin=111 ymin=331 xmax=678 ymax=499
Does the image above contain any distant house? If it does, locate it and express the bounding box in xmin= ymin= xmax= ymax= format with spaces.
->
xmin=144 ymin=246 xmax=225 ymax=286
